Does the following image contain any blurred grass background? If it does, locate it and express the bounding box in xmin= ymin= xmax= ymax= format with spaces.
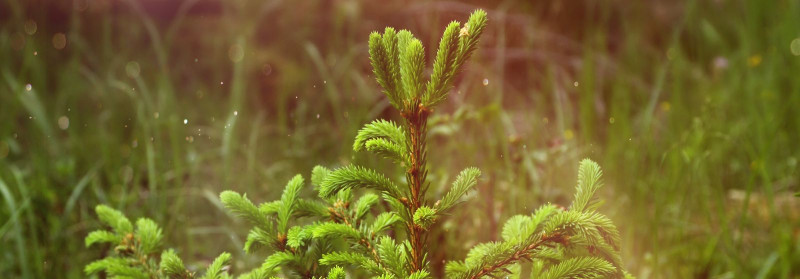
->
xmin=1 ymin=0 xmax=799 ymax=278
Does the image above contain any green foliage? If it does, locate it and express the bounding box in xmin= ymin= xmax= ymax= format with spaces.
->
xmin=201 ymin=253 xmax=233 ymax=279
xmin=412 ymin=206 xmax=437 ymax=230
xmin=369 ymin=30 xmax=403 ymax=108
xmin=436 ymin=167 xmax=481 ymax=212
xmin=354 ymin=120 xmax=408 ymax=164
xmin=84 ymin=9 xmax=632 ymax=279
xmin=539 ymin=257 xmax=616 ymax=279
xmin=84 ymin=206 xmax=233 ymax=279
xmin=376 ymin=236 xmax=409 ymax=277
xmin=326 ymin=267 xmax=346 ymax=279
xmin=95 ymin=205 xmax=133 ymax=234
xmin=312 ymin=222 xmax=361 ymax=240
xmin=572 ymin=159 xmax=604 ymax=212
xmin=425 ymin=21 xmax=462 ymax=107
xmin=319 ymin=165 xmax=401 ymax=198
xmin=444 ymin=161 xmax=629 ymax=279
xmin=320 ymin=251 xmax=382 ymax=274
xmin=278 ymin=175 xmax=304 ymax=233
xmin=243 ymin=228 xmax=274 ymax=254
xmin=135 ymin=218 xmax=163 ymax=255
xmin=408 ymin=270 xmax=432 ymax=279
xmin=85 ymin=230 xmax=120 ymax=247
xmin=160 ymin=250 xmax=191 ymax=278
xmin=424 ymin=10 xmax=488 ymax=107
xmin=399 ymin=35 xmax=426 ymax=100
xmin=219 ymin=191 xmax=271 ymax=231
xmin=371 ymin=212 xmax=402 ymax=235
xmin=261 ymin=251 xmax=297 ymax=272
xmin=353 ymin=193 xmax=379 ymax=220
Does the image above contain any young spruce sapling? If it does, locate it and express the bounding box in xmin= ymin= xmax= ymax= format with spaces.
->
xmin=85 ymin=9 xmax=632 ymax=279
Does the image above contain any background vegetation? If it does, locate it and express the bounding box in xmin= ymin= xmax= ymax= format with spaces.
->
xmin=1 ymin=0 xmax=799 ymax=278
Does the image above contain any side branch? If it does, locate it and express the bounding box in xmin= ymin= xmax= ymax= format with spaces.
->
xmin=468 ymin=232 xmax=567 ymax=279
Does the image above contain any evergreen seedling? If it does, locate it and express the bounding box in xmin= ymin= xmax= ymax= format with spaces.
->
xmin=85 ymin=10 xmax=632 ymax=278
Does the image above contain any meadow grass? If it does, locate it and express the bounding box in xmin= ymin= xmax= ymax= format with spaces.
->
xmin=1 ymin=0 xmax=798 ymax=278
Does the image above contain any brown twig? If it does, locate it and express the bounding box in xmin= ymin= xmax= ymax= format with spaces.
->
xmin=467 ymin=232 xmax=566 ymax=279
xmin=403 ymin=101 xmax=430 ymax=272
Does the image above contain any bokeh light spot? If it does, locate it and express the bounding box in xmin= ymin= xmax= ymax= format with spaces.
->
xmin=58 ymin=116 xmax=70 ymax=130
xmin=229 ymin=44 xmax=244 ymax=62
xmin=748 ymin=54 xmax=762 ymax=67
xmin=52 ymin=33 xmax=67 ymax=50
xmin=790 ymin=38 xmax=800 ymax=56
xmin=126 ymin=61 xmax=141 ymax=78
xmin=24 ymin=20 xmax=37 ymax=35
xmin=73 ymin=0 xmax=89 ymax=11
xmin=661 ymin=101 xmax=671 ymax=112
xmin=262 ymin=64 xmax=273 ymax=76
xmin=666 ymin=47 xmax=677 ymax=60
xmin=564 ymin=129 xmax=574 ymax=140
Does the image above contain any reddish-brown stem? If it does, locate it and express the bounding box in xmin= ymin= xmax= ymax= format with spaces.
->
xmin=330 ymin=205 xmax=385 ymax=271
xmin=403 ymin=102 xmax=430 ymax=273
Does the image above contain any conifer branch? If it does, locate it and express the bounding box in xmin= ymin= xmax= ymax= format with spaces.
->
xmin=319 ymin=165 xmax=402 ymax=199
xmin=399 ymin=33 xmax=426 ymax=100
xmin=539 ymin=257 xmax=616 ymax=279
xmin=160 ymin=249 xmax=192 ymax=278
xmin=363 ymin=9 xmax=488 ymax=274
xmin=446 ymin=160 xmax=630 ymax=279
xmin=436 ymin=167 xmax=481 ymax=212
xmin=572 ymin=159 xmax=604 ymax=212
xmin=326 ymin=266 xmax=346 ymax=279
xmin=369 ymin=32 xmax=403 ymax=108
xmin=83 ymin=10 xmax=634 ymax=279
xmin=424 ymin=21 xmax=462 ymax=107
xmin=354 ymin=119 xmax=408 ymax=164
